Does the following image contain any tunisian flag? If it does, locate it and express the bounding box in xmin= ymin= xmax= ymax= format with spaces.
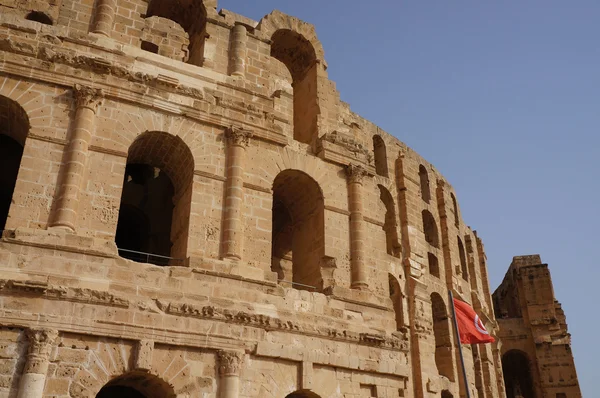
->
xmin=452 ymin=298 xmax=495 ymax=344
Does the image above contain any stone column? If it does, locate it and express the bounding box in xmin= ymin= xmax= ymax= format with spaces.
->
xmin=222 ymin=127 xmax=253 ymax=260
xmin=229 ymin=24 xmax=248 ymax=77
xmin=92 ymin=0 xmax=117 ymax=37
xmin=217 ymin=350 xmax=243 ymax=398
xmin=346 ymin=164 xmax=369 ymax=290
xmin=50 ymin=85 xmax=103 ymax=232
xmin=17 ymin=329 xmax=58 ymax=398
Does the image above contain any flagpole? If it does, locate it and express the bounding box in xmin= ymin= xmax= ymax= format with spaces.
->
xmin=449 ymin=289 xmax=471 ymax=398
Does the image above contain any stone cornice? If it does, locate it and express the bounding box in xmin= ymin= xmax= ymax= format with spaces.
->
xmin=0 ymin=38 xmax=288 ymax=146
xmin=0 ymin=279 xmax=129 ymax=308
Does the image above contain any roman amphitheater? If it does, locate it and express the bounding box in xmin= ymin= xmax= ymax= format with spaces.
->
xmin=0 ymin=1 xmax=581 ymax=398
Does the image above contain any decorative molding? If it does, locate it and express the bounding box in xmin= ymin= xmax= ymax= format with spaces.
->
xmin=345 ymin=164 xmax=369 ymax=185
xmin=73 ymin=84 xmax=104 ymax=111
xmin=320 ymin=131 xmax=372 ymax=163
xmin=194 ymin=169 xmax=227 ymax=182
xmin=0 ymin=279 xmax=129 ymax=308
xmin=155 ymin=300 xmax=408 ymax=351
xmin=242 ymin=182 xmax=271 ymax=194
xmin=225 ymin=126 xmax=253 ymax=147
xmin=217 ymin=350 xmax=243 ymax=376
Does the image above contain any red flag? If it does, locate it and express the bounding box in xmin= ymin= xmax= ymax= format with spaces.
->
xmin=452 ymin=298 xmax=495 ymax=344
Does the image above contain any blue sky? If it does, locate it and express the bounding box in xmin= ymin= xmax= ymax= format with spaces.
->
xmin=219 ymin=1 xmax=597 ymax=394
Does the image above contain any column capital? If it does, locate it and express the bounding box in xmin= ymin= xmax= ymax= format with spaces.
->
xmin=217 ymin=350 xmax=243 ymax=376
xmin=225 ymin=127 xmax=253 ymax=147
xmin=23 ymin=328 xmax=58 ymax=374
xmin=345 ymin=164 xmax=369 ymax=185
xmin=73 ymin=84 xmax=104 ymax=111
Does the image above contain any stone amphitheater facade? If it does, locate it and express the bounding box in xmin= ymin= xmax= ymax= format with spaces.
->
xmin=0 ymin=1 xmax=580 ymax=398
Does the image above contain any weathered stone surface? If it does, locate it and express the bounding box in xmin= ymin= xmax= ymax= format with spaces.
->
xmin=0 ymin=2 xmax=580 ymax=398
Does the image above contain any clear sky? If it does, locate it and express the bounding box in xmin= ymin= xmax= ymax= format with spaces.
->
xmin=219 ymin=1 xmax=597 ymax=395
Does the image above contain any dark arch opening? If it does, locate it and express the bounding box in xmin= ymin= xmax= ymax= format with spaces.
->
xmin=428 ymin=252 xmax=440 ymax=278
xmin=0 ymin=96 xmax=29 ymax=233
xmin=422 ymin=210 xmax=439 ymax=248
xmin=451 ymin=192 xmax=459 ymax=226
xmin=270 ymin=29 xmax=319 ymax=145
xmin=271 ymin=170 xmax=324 ymax=291
xmin=502 ymin=350 xmax=536 ymax=398
xmin=285 ymin=390 xmax=321 ymax=398
xmin=431 ymin=293 xmax=454 ymax=381
xmin=143 ymin=0 xmax=208 ymax=65
xmin=419 ymin=164 xmax=430 ymax=203
xmin=25 ymin=11 xmax=53 ymax=25
xmin=388 ymin=274 xmax=404 ymax=331
xmin=373 ymin=135 xmax=388 ymax=177
xmin=95 ymin=371 xmax=175 ymax=398
xmin=97 ymin=385 xmax=147 ymax=398
xmin=378 ymin=185 xmax=400 ymax=257
xmin=457 ymin=236 xmax=468 ymax=281
xmin=115 ymin=132 xmax=194 ymax=266
xmin=441 ymin=391 xmax=453 ymax=398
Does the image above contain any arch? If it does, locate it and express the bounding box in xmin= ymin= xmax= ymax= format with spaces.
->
xmin=441 ymin=391 xmax=453 ymax=398
xmin=451 ymin=192 xmax=459 ymax=226
xmin=373 ymin=135 xmax=389 ymax=177
xmin=143 ymin=0 xmax=208 ymax=65
xmin=431 ymin=293 xmax=454 ymax=381
xmin=115 ymin=131 xmax=194 ymax=265
xmin=422 ymin=210 xmax=439 ymax=248
xmin=378 ymin=185 xmax=400 ymax=258
xmin=285 ymin=390 xmax=322 ymax=398
xmin=95 ymin=371 xmax=176 ymax=398
xmin=25 ymin=11 xmax=53 ymax=25
xmin=419 ymin=164 xmax=431 ymax=203
xmin=0 ymin=95 xmax=29 ymax=232
xmin=457 ymin=236 xmax=468 ymax=281
xmin=428 ymin=252 xmax=440 ymax=278
xmin=272 ymin=170 xmax=325 ymax=291
xmin=388 ymin=274 xmax=404 ymax=331
xmin=257 ymin=10 xmax=326 ymax=63
xmin=269 ymin=28 xmax=319 ymax=145
xmin=502 ymin=350 xmax=536 ymax=398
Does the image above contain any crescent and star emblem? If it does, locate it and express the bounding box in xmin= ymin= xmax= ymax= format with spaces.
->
xmin=474 ymin=315 xmax=489 ymax=335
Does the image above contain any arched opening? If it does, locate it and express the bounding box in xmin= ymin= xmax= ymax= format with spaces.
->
xmin=285 ymin=390 xmax=321 ymax=398
xmin=0 ymin=96 xmax=29 ymax=233
xmin=457 ymin=236 xmax=468 ymax=281
xmin=270 ymin=29 xmax=319 ymax=145
xmin=431 ymin=293 xmax=454 ymax=381
xmin=373 ymin=135 xmax=388 ymax=177
xmin=428 ymin=252 xmax=440 ymax=278
xmin=388 ymin=274 xmax=404 ymax=331
xmin=142 ymin=0 xmax=207 ymax=65
xmin=451 ymin=192 xmax=459 ymax=226
xmin=422 ymin=210 xmax=439 ymax=248
xmin=25 ymin=11 xmax=53 ymax=25
xmin=378 ymin=185 xmax=400 ymax=258
xmin=441 ymin=391 xmax=453 ymax=398
xmin=96 ymin=371 xmax=175 ymax=398
xmin=115 ymin=132 xmax=194 ymax=266
xmin=271 ymin=170 xmax=324 ymax=291
xmin=502 ymin=350 xmax=536 ymax=398
xmin=419 ymin=165 xmax=430 ymax=203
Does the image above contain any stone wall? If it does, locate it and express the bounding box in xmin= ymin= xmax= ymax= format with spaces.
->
xmin=0 ymin=1 xmax=577 ymax=398
xmin=493 ymin=256 xmax=581 ymax=398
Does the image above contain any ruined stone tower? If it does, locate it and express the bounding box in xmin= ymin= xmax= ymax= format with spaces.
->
xmin=493 ymin=256 xmax=581 ymax=398
xmin=0 ymin=1 xmax=579 ymax=398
